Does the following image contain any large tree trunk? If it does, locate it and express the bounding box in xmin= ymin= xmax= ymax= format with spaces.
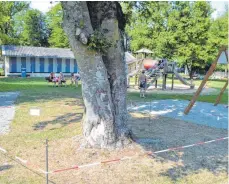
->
xmin=61 ymin=2 xmax=131 ymax=148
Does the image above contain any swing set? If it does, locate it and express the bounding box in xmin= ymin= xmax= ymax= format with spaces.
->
xmin=184 ymin=46 xmax=228 ymax=115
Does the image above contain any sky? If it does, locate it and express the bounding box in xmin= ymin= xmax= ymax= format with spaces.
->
xmin=210 ymin=1 xmax=228 ymax=18
xmin=30 ymin=1 xmax=228 ymax=19
xmin=30 ymin=1 xmax=58 ymax=13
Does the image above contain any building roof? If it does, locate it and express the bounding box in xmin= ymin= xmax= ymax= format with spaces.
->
xmin=125 ymin=52 xmax=137 ymax=64
xmin=2 ymin=45 xmax=141 ymax=64
xmin=2 ymin=45 xmax=75 ymax=59
xmin=135 ymin=48 xmax=153 ymax=54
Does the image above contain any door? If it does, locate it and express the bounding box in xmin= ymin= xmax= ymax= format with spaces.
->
xmin=21 ymin=57 xmax=26 ymax=71
xmin=74 ymin=59 xmax=78 ymax=73
xmin=30 ymin=57 xmax=36 ymax=72
xmin=57 ymin=58 xmax=62 ymax=73
xmin=40 ymin=58 xmax=44 ymax=72
xmin=9 ymin=57 xmax=17 ymax=73
xmin=48 ymin=58 xmax=53 ymax=72
xmin=65 ymin=59 xmax=70 ymax=73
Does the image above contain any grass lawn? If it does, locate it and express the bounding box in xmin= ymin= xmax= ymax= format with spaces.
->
xmin=0 ymin=77 xmax=228 ymax=184
xmin=0 ymin=68 xmax=3 ymax=76
xmin=0 ymin=78 xmax=84 ymax=183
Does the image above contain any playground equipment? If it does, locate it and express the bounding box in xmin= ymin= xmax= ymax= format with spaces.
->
xmin=184 ymin=46 xmax=228 ymax=115
xmin=135 ymin=48 xmax=153 ymax=59
xmin=127 ymin=59 xmax=144 ymax=77
xmin=127 ymin=49 xmax=195 ymax=90
xmin=143 ymin=59 xmax=158 ymax=70
xmin=146 ymin=59 xmax=195 ymax=90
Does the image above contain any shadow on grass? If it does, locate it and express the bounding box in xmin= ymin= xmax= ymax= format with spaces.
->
xmin=0 ymin=77 xmax=82 ymax=104
xmin=127 ymin=113 xmax=228 ymax=181
xmin=33 ymin=113 xmax=83 ymax=130
xmin=0 ymin=164 xmax=13 ymax=171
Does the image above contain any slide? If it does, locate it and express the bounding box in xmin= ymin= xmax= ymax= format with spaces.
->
xmin=174 ymin=70 xmax=195 ymax=88
xmin=149 ymin=75 xmax=159 ymax=84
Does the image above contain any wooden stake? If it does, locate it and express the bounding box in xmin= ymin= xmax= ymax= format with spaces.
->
xmin=184 ymin=47 xmax=226 ymax=114
xmin=171 ymin=74 xmax=174 ymax=90
xmin=214 ymin=80 xmax=228 ymax=106
xmin=162 ymin=74 xmax=166 ymax=90
xmin=45 ymin=139 xmax=49 ymax=184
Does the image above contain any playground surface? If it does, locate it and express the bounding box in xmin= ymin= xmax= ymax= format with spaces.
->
xmin=128 ymin=84 xmax=217 ymax=94
xmin=0 ymin=92 xmax=19 ymax=134
xmin=128 ymin=99 xmax=228 ymax=129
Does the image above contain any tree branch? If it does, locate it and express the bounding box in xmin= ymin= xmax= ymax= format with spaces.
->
xmin=61 ymin=1 xmax=93 ymax=46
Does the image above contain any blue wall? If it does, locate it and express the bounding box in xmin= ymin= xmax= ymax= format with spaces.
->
xmin=21 ymin=57 xmax=26 ymax=71
xmin=39 ymin=58 xmax=45 ymax=72
xmin=30 ymin=57 xmax=36 ymax=72
xmin=9 ymin=57 xmax=17 ymax=72
xmin=9 ymin=57 xmax=78 ymax=73
xmin=57 ymin=58 xmax=62 ymax=73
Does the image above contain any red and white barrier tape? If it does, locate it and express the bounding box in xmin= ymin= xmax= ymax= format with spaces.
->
xmin=0 ymin=147 xmax=7 ymax=153
xmin=15 ymin=156 xmax=28 ymax=164
xmin=148 ymin=137 xmax=228 ymax=155
xmin=51 ymin=157 xmax=132 ymax=174
xmin=0 ymin=136 xmax=228 ymax=174
xmin=0 ymin=147 xmax=42 ymax=172
xmin=49 ymin=136 xmax=229 ymax=174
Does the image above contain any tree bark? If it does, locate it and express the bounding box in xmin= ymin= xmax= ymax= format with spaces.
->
xmin=61 ymin=2 xmax=131 ymax=148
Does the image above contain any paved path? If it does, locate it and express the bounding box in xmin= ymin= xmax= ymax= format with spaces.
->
xmin=128 ymin=99 xmax=228 ymax=129
xmin=0 ymin=92 xmax=19 ymax=135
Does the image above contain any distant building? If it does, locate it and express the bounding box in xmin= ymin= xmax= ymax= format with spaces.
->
xmin=2 ymin=45 xmax=78 ymax=77
xmin=2 ymin=45 xmax=140 ymax=78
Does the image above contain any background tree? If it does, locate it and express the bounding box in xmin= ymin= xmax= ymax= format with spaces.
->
xmin=19 ymin=9 xmax=49 ymax=47
xmin=46 ymin=3 xmax=69 ymax=48
xmin=0 ymin=1 xmax=29 ymax=45
xmin=61 ymin=2 xmax=131 ymax=148
xmin=123 ymin=1 xmax=218 ymax=78
xmin=207 ymin=9 xmax=228 ymax=71
xmin=174 ymin=1 xmax=213 ymax=78
xmin=122 ymin=2 xmax=173 ymax=59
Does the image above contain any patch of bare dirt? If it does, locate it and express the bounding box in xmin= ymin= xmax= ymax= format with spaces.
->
xmin=127 ymin=113 xmax=228 ymax=180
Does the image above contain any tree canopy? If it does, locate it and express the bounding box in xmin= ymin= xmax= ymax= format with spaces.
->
xmin=0 ymin=1 xmax=227 ymax=75
xmin=0 ymin=1 xmax=29 ymax=45
xmin=122 ymin=1 xmax=228 ymax=77
xmin=46 ymin=3 xmax=69 ymax=48
xmin=19 ymin=9 xmax=49 ymax=47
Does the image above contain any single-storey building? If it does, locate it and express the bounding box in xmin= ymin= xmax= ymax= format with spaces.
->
xmin=2 ymin=45 xmax=78 ymax=77
xmin=2 ymin=45 xmax=140 ymax=78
